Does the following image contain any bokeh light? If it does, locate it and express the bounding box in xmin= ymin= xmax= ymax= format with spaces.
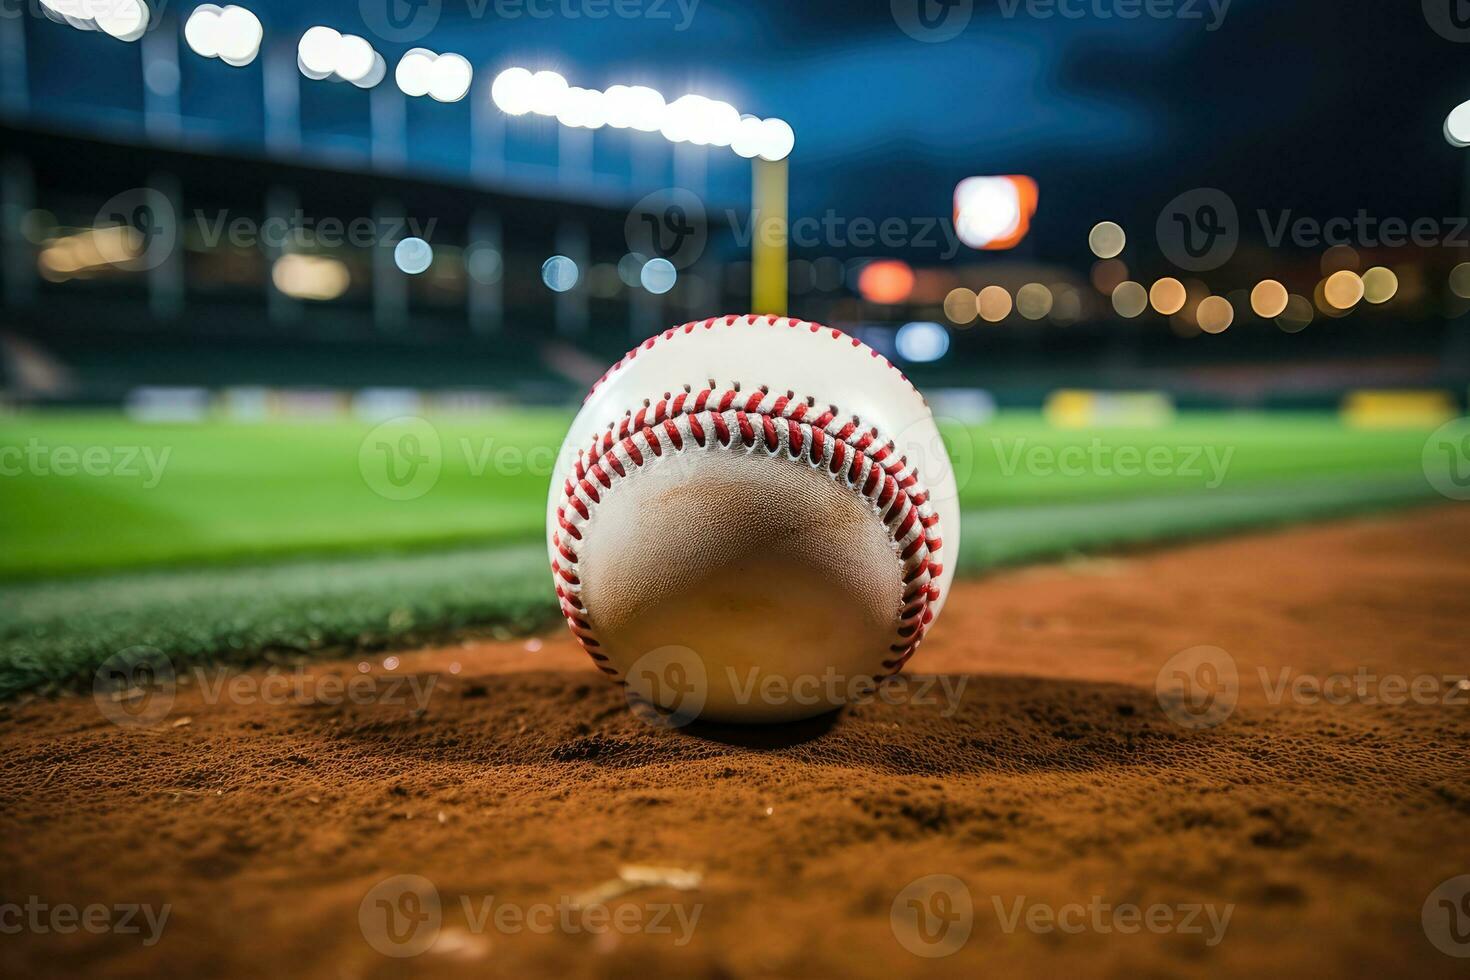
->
xmin=393 ymin=238 xmax=433 ymax=275
xmin=1088 ymin=221 xmax=1125 ymax=259
xmin=1149 ymin=277 xmax=1186 ymax=315
xmin=1015 ymin=283 xmax=1053 ymax=320
xmin=1361 ymin=266 xmax=1397 ymax=304
xmin=943 ymin=287 xmax=977 ymax=325
xmin=1197 ymin=295 xmax=1234 ymax=334
xmin=639 ymin=257 xmax=677 ymax=294
xmin=894 ymin=321 xmax=949 ymax=362
xmin=1323 ymin=269 xmax=1364 ymax=309
xmin=977 ymin=285 xmax=1011 ymax=322
xmin=1277 ymin=294 xmax=1313 ymax=333
xmin=1111 ymin=281 xmax=1147 ymax=318
xmin=857 ymin=259 xmax=915 ymax=305
xmin=1250 ymin=279 xmax=1289 ymax=318
xmin=541 ymin=255 xmax=579 ymax=292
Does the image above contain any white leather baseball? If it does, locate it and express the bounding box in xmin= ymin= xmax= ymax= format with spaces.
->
xmin=547 ymin=315 xmax=960 ymax=723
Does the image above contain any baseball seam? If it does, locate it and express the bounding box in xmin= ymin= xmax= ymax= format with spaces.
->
xmin=585 ymin=314 xmax=918 ymax=404
xmin=551 ymin=386 xmax=944 ymax=685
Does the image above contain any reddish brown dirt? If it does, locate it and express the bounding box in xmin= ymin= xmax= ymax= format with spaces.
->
xmin=3 ymin=506 xmax=1470 ymax=978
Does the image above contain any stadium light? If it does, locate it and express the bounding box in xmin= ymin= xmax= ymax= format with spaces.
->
xmin=394 ymin=48 xmax=472 ymax=103
xmin=489 ymin=66 xmax=794 ymax=160
xmin=297 ymin=26 xmax=384 ymax=88
xmin=185 ymin=5 xmax=263 ymax=67
xmin=38 ymin=0 xmax=150 ymax=42
xmin=1445 ymin=98 xmax=1470 ymax=147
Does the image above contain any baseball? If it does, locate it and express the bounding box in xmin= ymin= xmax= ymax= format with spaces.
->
xmin=547 ymin=314 xmax=960 ymax=722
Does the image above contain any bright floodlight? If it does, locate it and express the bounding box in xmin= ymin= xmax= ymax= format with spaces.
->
xmin=298 ymin=26 xmax=341 ymax=77
xmin=1446 ymin=99 xmax=1470 ymax=148
xmin=396 ymin=49 xmax=436 ymax=97
xmin=335 ymin=35 xmax=375 ymax=83
xmin=558 ymin=87 xmax=608 ymax=129
xmin=217 ymin=6 xmax=262 ymax=65
xmin=528 ymin=70 xmax=570 ymax=116
xmin=624 ymin=86 xmax=666 ymax=132
xmin=731 ymin=115 xmax=765 ymax=158
xmin=351 ymin=53 xmax=386 ymax=89
xmin=895 ymin=321 xmax=950 ymax=363
xmin=428 ymin=53 xmax=472 ymax=103
xmin=640 ymin=258 xmax=677 ymax=294
xmin=954 ymin=177 xmax=1021 ymax=248
xmin=757 ymin=118 xmax=795 ymax=161
xmin=394 ymin=238 xmax=433 ymax=275
xmin=491 ymin=67 xmax=535 ymax=115
xmin=184 ymin=5 xmax=224 ymax=58
xmin=96 ymin=0 xmax=149 ymax=42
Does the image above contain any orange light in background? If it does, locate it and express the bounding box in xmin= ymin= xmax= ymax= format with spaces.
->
xmin=1250 ymin=279 xmax=1289 ymax=318
xmin=1091 ymin=259 xmax=1128 ymax=295
xmin=1149 ymin=277 xmax=1186 ymax=315
xmin=977 ymin=285 xmax=1012 ymax=322
xmin=1197 ymin=295 xmax=1234 ymax=334
xmin=856 ymin=259 xmax=915 ymax=305
xmin=953 ymin=175 xmax=1038 ymax=250
xmin=1323 ymin=270 xmax=1364 ymax=309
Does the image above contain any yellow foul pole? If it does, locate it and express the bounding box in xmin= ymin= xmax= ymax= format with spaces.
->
xmin=751 ymin=157 xmax=788 ymax=315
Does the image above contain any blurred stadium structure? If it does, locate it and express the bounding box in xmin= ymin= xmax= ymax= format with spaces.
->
xmin=2 ymin=0 xmax=1470 ymax=414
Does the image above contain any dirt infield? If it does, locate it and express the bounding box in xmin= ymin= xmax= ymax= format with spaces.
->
xmin=3 ymin=505 xmax=1469 ymax=978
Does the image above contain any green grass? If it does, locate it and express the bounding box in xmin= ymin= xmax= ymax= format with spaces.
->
xmin=0 ymin=410 xmax=1451 ymax=695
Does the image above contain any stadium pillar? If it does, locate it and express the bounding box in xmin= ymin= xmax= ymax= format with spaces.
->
xmin=147 ymin=172 xmax=184 ymax=321
xmin=141 ymin=20 xmax=181 ymax=141
xmin=468 ymin=211 xmax=502 ymax=334
xmin=264 ymin=186 xmax=300 ymax=326
xmin=1 ymin=156 xmax=34 ymax=307
xmin=555 ymin=220 xmax=589 ymax=335
xmin=370 ymin=85 xmax=407 ymax=169
xmin=263 ymin=41 xmax=301 ymax=156
xmin=0 ymin=5 xmax=28 ymax=119
xmin=752 ymin=158 xmax=788 ymax=315
xmin=375 ymin=199 xmax=408 ymax=331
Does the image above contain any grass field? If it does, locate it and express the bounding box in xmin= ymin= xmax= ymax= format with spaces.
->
xmin=0 ymin=410 xmax=1449 ymax=695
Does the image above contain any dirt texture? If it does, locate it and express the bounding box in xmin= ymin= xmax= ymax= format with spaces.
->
xmin=3 ymin=505 xmax=1469 ymax=978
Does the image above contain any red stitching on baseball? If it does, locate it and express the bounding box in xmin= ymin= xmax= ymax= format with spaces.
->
xmin=584 ymin=315 xmax=916 ymax=403
xmin=551 ymin=391 xmax=943 ymax=683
